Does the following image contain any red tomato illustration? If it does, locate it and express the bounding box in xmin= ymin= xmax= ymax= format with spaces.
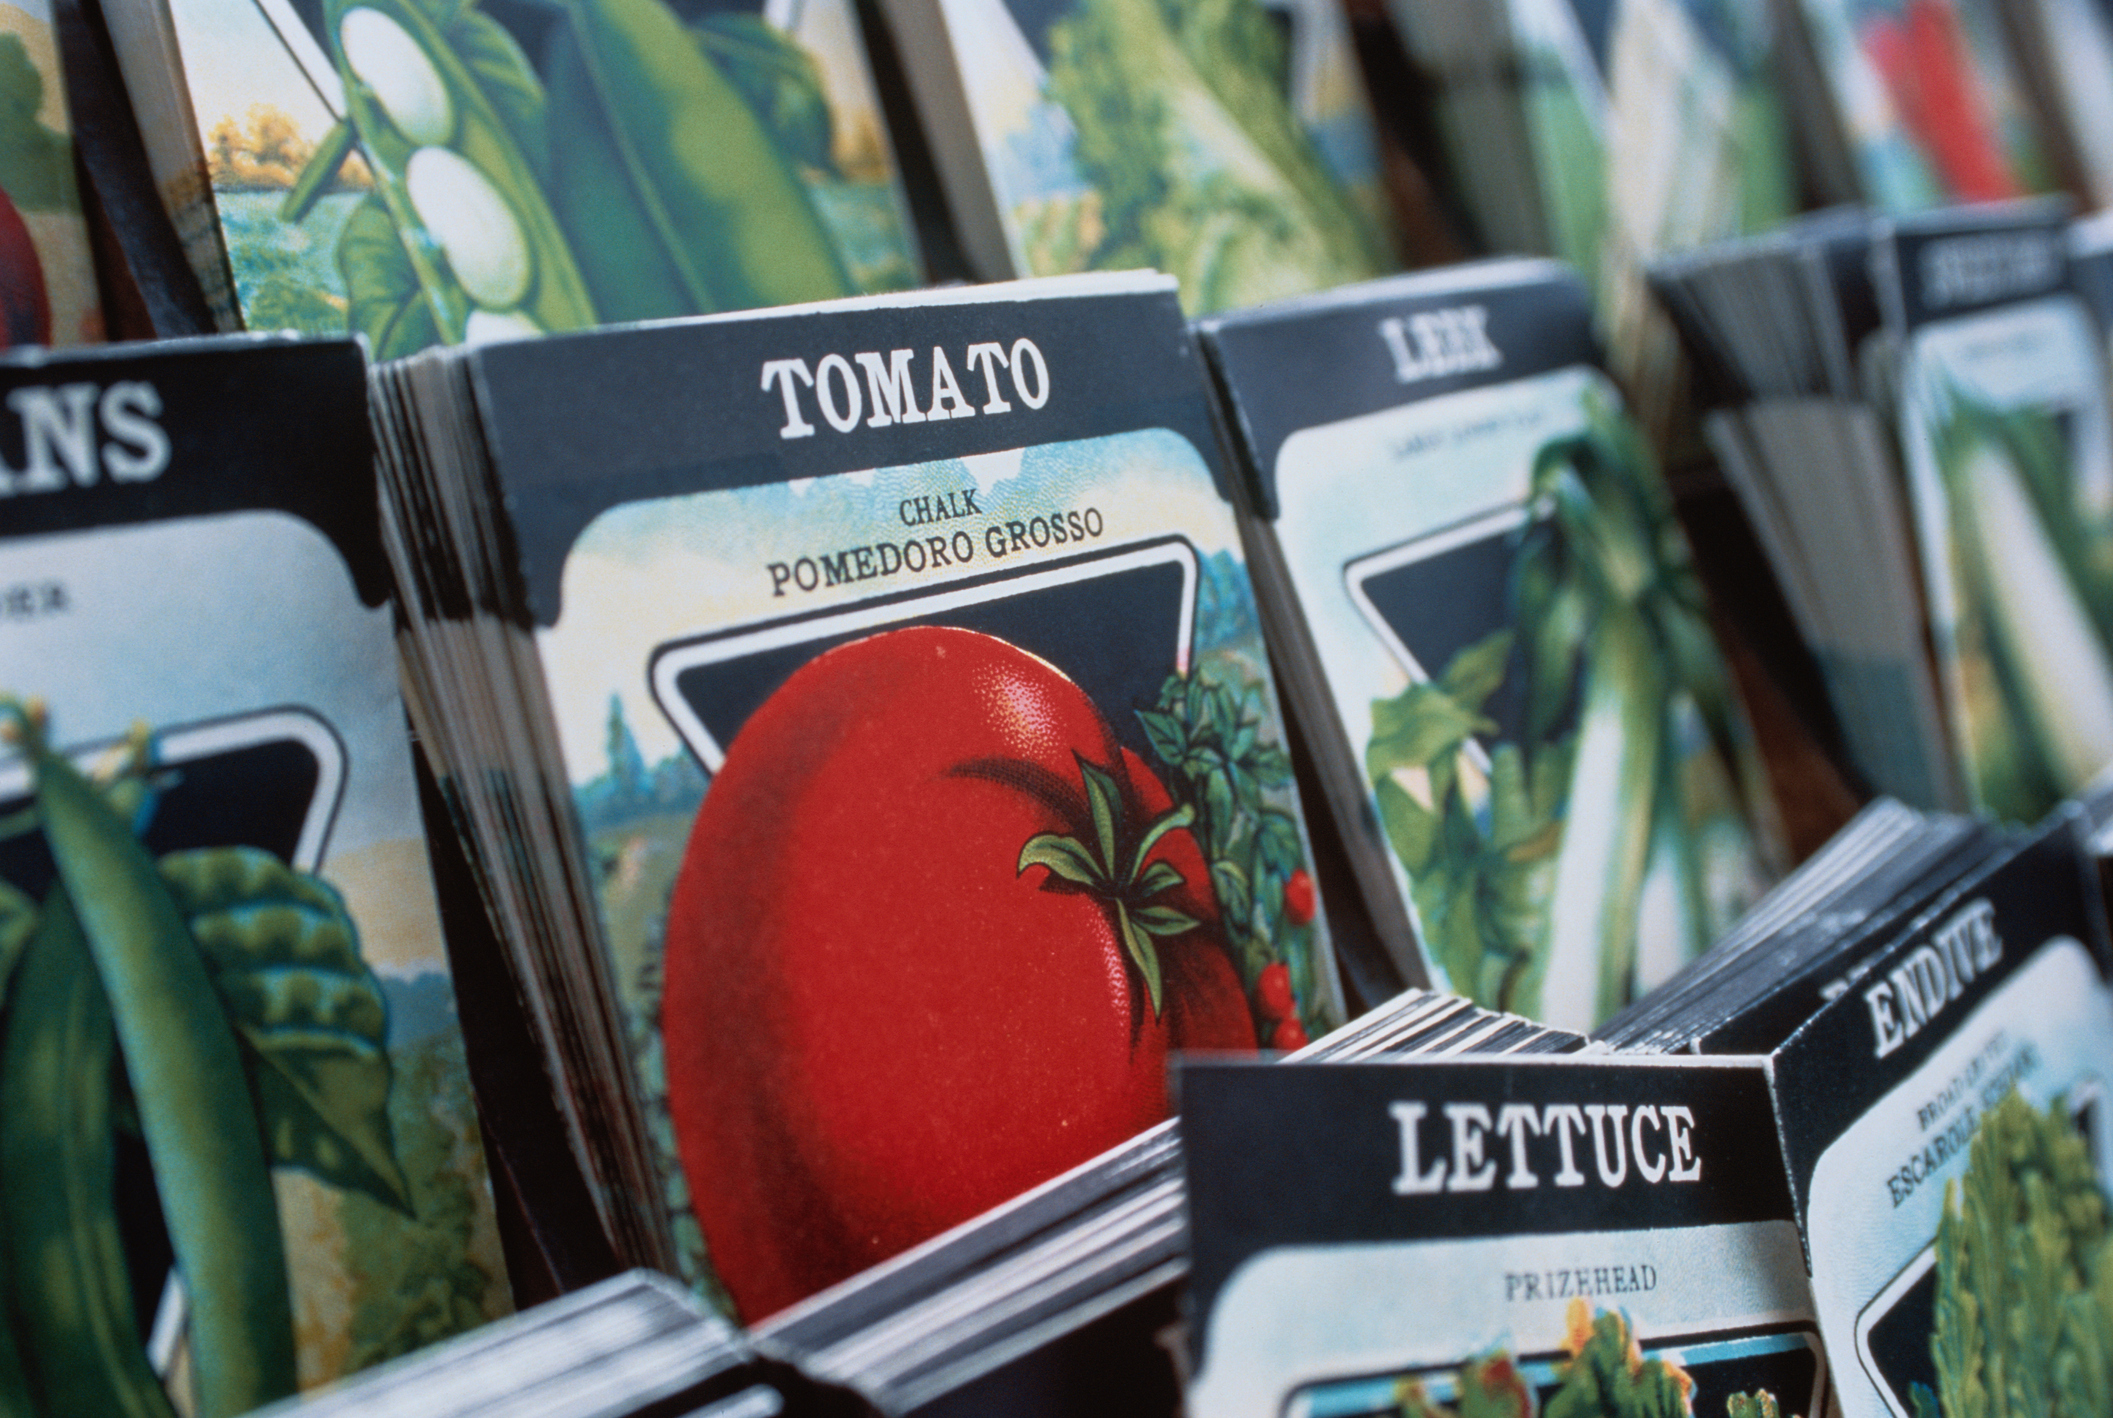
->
xmin=1861 ymin=0 xmax=2020 ymax=201
xmin=662 ymin=626 xmax=1254 ymax=1319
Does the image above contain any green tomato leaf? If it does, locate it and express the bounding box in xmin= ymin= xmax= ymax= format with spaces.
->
xmin=1077 ymin=755 xmax=1123 ymax=872
xmin=1209 ymin=858 xmax=1251 ymax=930
xmin=1134 ymin=859 xmax=1187 ymax=899
xmin=338 ymin=197 xmax=441 ymax=361
xmin=1441 ymin=630 xmax=1514 ymax=714
xmin=1136 ymin=708 xmax=1187 ymax=764
xmin=1374 ymin=775 xmax=1438 ymax=875
xmin=1129 ymin=904 xmax=1201 ymax=937
xmin=691 ymin=13 xmax=835 ymax=176
xmin=1366 ymin=682 xmax=1491 ymax=778
xmin=1114 ymin=904 xmax=1164 ymax=1018
xmin=1017 ymin=832 xmax=1106 ymax=890
xmin=1129 ymin=801 xmax=1195 ymax=879
xmin=159 ymin=848 xmax=411 ymax=1215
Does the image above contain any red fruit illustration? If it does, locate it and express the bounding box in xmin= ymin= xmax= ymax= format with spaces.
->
xmin=1861 ymin=0 xmax=2020 ymax=201
xmin=1256 ymin=960 xmax=1296 ymax=1022
xmin=661 ymin=626 xmax=1254 ymax=1319
xmin=0 ymin=186 xmax=49 ymax=349
xmin=1272 ymin=1016 xmax=1310 ymax=1051
xmin=1282 ymin=867 xmax=1316 ymax=926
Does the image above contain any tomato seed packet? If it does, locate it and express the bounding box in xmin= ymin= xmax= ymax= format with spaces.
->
xmin=0 ymin=337 xmax=509 ymax=1416
xmin=374 ymin=272 xmax=1346 ymax=1325
xmin=1198 ymin=263 xmax=1779 ymax=1036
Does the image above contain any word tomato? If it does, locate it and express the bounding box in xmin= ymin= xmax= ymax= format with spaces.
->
xmin=662 ymin=626 xmax=1254 ymax=1320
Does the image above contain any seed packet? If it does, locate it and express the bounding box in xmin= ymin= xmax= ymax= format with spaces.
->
xmin=0 ymin=336 xmax=508 ymax=1416
xmin=1785 ymin=0 xmax=2053 ymax=211
xmin=101 ymin=0 xmax=922 ymax=350
xmin=1765 ymin=809 xmax=2113 ymax=1418
xmin=372 ymin=273 xmax=1346 ymax=1325
xmin=1198 ymin=263 xmax=1777 ymax=1034
xmin=1874 ymin=201 xmax=2113 ymax=822
xmin=873 ymin=0 xmax=1397 ymax=314
xmin=1180 ymin=1054 xmax=1826 ymax=1418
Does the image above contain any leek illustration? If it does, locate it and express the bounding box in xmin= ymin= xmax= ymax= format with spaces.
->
xmin=1365 ymin=391 xmax=1764 ymax=1026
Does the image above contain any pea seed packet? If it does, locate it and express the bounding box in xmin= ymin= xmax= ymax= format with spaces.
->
xmin=1872 ymin=201 xmax=2113 ymax=823
xmin=1761 ymin=809 xmax=2113 ymax=1418
xmin=1180 ymin=1053 xmax=1827 ymax=1418
xmin=100 ymin=0 xmax=923 ymax=352
xmin=0 ymin=337 xmax=509 ymax=1417
xmin=870 ymin=0 xmax=1396 ymax=315
xmin=1196 ymin=263 xmax=1778 ymax=1036
xmin=371 ymin=273 xmax=1355 ymax=1329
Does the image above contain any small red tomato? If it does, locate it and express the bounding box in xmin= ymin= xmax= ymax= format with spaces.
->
xmin=1282 ymin=868 xmax=1316 ymax=926
xmin=1272 ymin=1016 xmax=1310 ymax=1051
xmin=1256 ymin=961 xmax=1295 ymax=1022
xmin=0 ymin=186 xmax=49 ymax=349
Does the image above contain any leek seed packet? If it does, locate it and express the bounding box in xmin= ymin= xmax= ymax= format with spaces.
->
xmin=1181 ymin=1055 xmax=1826 ymax=1418
xmin=1875 ymin=203 xmax=2113 ymax=823
xmin=146 ymin=0 xmax=921 ymax=349
xmin=0 ymin=338 xmax=509 ymax=1416
xmin=1199 ymin=264 xmax=1775 ymax=1034
xmin=1764 ymin=812 xmax=2113 ymax=1418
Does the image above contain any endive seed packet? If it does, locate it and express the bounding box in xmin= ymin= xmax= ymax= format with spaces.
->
xmin=1763 ymin=808 xmax=2113 ymax=1418
xmin=1873 ymin=200 xmax=2113 ymax=823
xmin=0 ymin=336 xmax=509 ymax=1417
xmin=1197 ymin=262 xmax=1778 ymax=1035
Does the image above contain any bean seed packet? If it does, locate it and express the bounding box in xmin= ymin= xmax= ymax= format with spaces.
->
xmin=1180 ymin=1054 xmax=1827 ymax=1418
xmin=1782 ymin=0 xmax=2053 ymax=212
xmin=0 ymin=337 xmax=509 ymax=1417
xmin=371 ymin=273 xmax=1348 ymax=1328
xmin=1874 ymin=201 xmax=2113 ymax=823
xmin=871 ymin=0 xmax=1396 ymax=314
xmin=100 ymin=0 xmax=922 ymax=351
xmin=1762 ymin=809 xmax=2113 ymax=1418
xmin=1197 ymin=263 xmax=1778 ymax=1036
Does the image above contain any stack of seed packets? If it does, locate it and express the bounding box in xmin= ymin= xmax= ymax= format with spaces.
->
xmin=0 ymin=337 xmax=509 ymax=1416
xmin=1196 ymin=261 xmax=1778 ymax=1036
xmin=1183 ymin=802 xmax=2113 ymax=1418
xmin=246 ymin=1271 xmax=774 ymax=1418
xmin=370 ymin=272 xmax=1360 ymax=1324
xmin=1657 ymin=198 xmax=2113 ymax=824
xmin=751 ymin=986 xmax=1582 ymax=1417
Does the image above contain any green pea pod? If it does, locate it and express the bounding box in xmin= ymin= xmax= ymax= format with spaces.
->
xmin=0 ymin=887 xmax=176 ymax=1418
xmin=31 ymin=748 xmax=296 ymax=1418
xmin=546 ymin=0 xmax=851 ymax=315
xmin=326 ymin=0 xmax=599 ymax=339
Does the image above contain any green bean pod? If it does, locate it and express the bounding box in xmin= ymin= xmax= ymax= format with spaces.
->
xmin=32 ymin=749 xmax=296 ymax=1418
xmin=0 ymin=887 xmax=177 ymax=1418
xmin=549 ymin=0 xmax=851 ymax=313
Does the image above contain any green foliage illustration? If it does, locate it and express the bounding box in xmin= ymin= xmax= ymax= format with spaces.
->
xmin=0 ymin=700 xmax=410 ymax=1418
xmin=0 ymin=34 xmax=74 ymax=212
xmin=1138 ymin=661 xmax=1327 ymax=1041
xmin=1041 ymin=0 xmax=1388 ymax=313
xmin=1364 ymin=391 xmax=1758 ymax=1022
xmin=1391 ymin=1304 xmax=1789 ymax=1418
xmin=1918 ymin=1091 xmax=2113 ymax=1418
xmin=1925 ymin=389 xmax=2113 ymax=823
